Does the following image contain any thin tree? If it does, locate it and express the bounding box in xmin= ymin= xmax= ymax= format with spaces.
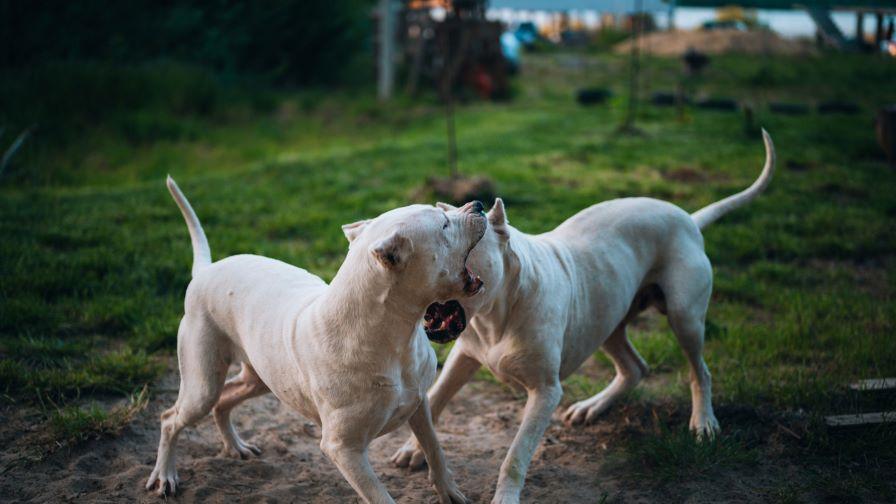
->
xmin=618 ymin=0 xmax=645 ymax=135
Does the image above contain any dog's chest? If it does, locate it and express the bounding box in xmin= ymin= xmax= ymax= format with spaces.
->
xmin=379 ymin=349 xmax=436 ymax=433
xmin=372 ymin=376 xmax=425 ymax=436
xmin=394 ymin=384 xmax=424 ymax=417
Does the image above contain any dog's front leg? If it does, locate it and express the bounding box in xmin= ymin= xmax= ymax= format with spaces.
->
xmin=320 ymin=427 xmax=394 ymax=504
xmin=492 ymin=383 xmax=562 ymax=504
xmin=407 ymin=396 xmax=469 ymax=504
xmin=393 ymin=348 xmax=480 ymax=469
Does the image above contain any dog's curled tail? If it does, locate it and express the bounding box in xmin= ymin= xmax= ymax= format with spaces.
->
xmin=166 ymin=176 xmax=212 ymax=277
xmin=691 ymin=129 xmax=776 ymax=231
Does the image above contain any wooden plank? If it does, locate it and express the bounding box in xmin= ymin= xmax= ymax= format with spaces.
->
xmin=825 ymin=412 xmax=896 ymax=427
xmin=849 ymin=378 xmax=896 ymax=391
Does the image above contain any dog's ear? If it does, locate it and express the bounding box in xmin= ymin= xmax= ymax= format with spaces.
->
xmin=370 ymin=231 xmax=414 ymax=270
xmin=488 ymin=198 xmax=510 ymax=240
xmin=341 ymin=219 xmax=371 ymax=242
xmin=436 ymin=202 xmax=458 ymax=211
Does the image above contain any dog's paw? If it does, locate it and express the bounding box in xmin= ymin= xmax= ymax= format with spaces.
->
xmin=391 ymin=438 xmax=427 ymax=469
xmin=490 ymin=492 xmax=521 ymax=504
xmin=146 ymin=467 xmax=180 ymax=496
xmin=221 ymin=441 xmax=262 ymax=460
xmin=435 ymin=480 xmax=470 ymax=504
xmin=690 ymin=413 xmax=720 ymax=441
xmin=561 ymin=397 xmax=612 ymax=426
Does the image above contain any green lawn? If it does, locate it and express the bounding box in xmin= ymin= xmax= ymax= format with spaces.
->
xmin=1 ymin=52 xmax=895 ymax=499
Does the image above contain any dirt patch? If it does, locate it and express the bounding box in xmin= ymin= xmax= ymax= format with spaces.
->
xmin=808 ymin=257 xmax=894 ymax=298
xmin=660 ymin=165 xmax=732 ymax=185
xmin=2 ymin=363 xmax=890 ymax=503
xmin=0 ymin=368 xmax=643 ymax=503
xmin=420 ymin=175 xmax=498 ymax=207
xmin=615 ymin=29 xmax=815 ymax=57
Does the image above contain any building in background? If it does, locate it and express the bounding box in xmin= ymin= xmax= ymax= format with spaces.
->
xmin=487 ymin=0 xmax=668 ymax=41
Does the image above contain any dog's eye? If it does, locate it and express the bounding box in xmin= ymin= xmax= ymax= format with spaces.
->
xmin=442 ymin=220 xmax=449 ymax=230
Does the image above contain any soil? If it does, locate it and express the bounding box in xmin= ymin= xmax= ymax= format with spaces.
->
xmin=614 ymin=29 xmax=815 ymax=57
xmin=0 ymin=366 xmax=647 ymax=503
xmin=0 ymin=361 xmax=869 ymax=503
xmin=422 ymin=176 xmax=497 ymax=207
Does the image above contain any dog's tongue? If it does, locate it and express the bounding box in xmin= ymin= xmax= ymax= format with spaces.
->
xmin=463 ymin=266 xmax=483 ymax=295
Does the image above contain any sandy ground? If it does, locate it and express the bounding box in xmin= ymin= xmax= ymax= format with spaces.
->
xmin=0 ymin=366 xmax=652 ymax=503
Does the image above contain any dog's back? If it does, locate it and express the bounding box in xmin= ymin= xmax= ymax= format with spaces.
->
xmin=185 ymin=254 xmax=326 ymax=349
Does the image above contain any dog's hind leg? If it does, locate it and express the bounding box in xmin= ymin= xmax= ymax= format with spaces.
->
xmin=213 ymin=362 xmax=270 ymax=459
xmin=562 ymin=325 xmax=647 ymax=425
xmin=146 ymin=315 xmax=229 ymax=496
xmin=661 ymin=256 xmax=720 ymax=440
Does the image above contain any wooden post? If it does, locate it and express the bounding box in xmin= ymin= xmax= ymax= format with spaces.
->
xmin=856 ymin=11 xmax=866 ymax=50
xmin=377 ymin=0 xmax=395 ymax=101
xmin=446 ymin=98 xmax=458 ymax=178
xmin=877 ymin=105 xmax=896 ymax=167
xmin=619 ymin=0 xmax=643 ymax=135
xmin=876 ymin=11 xmax=885 ymax=49
xmin=667 ymin=0 xmax=676 ymax=31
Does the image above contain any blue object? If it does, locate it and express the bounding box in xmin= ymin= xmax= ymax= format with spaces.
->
xmin=501 ymin=31 xmax=521 ymax=67
xmin=514 ymin=22 xmax=539 ymax=48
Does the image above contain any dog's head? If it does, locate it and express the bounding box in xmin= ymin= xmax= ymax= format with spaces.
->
xmin=342 ymin=202 xmax=487 ymax=343
xmin=435 ymin=198 xmax=511 ymax=321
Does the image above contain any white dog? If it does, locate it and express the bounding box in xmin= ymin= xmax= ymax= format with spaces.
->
xmin=146 ymin=177 xmax=488 ymax=503
xmin=393 ymin=131 xmax=776 ymax=503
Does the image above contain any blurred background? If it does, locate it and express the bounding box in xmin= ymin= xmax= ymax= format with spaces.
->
xmin=1 ymin=1 xmax=895 ymax=501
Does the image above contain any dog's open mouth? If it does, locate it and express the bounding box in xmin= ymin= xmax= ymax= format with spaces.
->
xmin=424 ymin=300 xmax=467 ymax=343
xmin=425 ymin=208 xmax=485 ymax=344
xmin=425 ymin=267 xmax=482 ymax=343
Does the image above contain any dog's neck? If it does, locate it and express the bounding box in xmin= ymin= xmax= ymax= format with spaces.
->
xmin=470 ymin=225 xmax=538 ymax=334
xmin=318 ymin=248 xmax=426 ymax=350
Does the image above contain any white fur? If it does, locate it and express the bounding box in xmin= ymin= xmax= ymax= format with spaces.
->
xmin=146 ymin=177 xmax=486 ymax=503
xmin=393 ymin=131 xmax=776 ymax=503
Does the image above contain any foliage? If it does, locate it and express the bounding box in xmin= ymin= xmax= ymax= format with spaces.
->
xmin=1 ymin=1 xmax=373 ymax=85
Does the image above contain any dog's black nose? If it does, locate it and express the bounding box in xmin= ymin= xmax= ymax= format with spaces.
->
xmin=471 ymin=201 xmax=484 ymax=214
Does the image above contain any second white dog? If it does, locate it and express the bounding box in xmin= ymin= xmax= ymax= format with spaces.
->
xmin=393 ymin=131 xmax=776 ymax=504
xmin=147 ymin=177 xmax=488 ymax=503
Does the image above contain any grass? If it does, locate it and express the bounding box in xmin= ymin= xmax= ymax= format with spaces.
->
xmin=44 ymin=386 xmax=149 ymax=449
xmin=627 ymin=427 xmax=760 ymax=482
xmin=1 ymin=51 xmax=895 ymax=495
xmin=3 ymin=386 xmax=150 ymax=466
